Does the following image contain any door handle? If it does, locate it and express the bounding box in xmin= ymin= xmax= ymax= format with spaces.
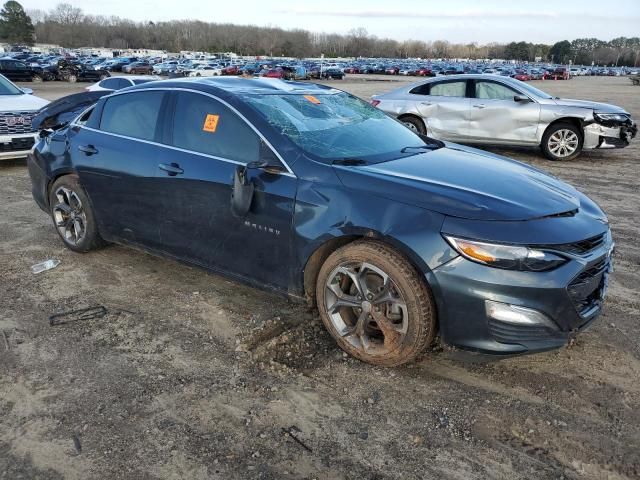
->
xmin=473 ymin=104 xmax=486 ymax=109
xmin=420 ymin=101 xmax=432 ymax=106
xmin=158 ymin=162 xmax=184 ymax=176
xmin=78 ymin=144 xmax=98 ymax=155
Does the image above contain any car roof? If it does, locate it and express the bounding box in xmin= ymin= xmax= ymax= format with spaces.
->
xmin=124 ymin=77 xmax=340 ymax=96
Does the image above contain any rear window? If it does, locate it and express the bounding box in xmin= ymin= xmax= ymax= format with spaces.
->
xmin=99 ymin=91 xmax=165 ymax=141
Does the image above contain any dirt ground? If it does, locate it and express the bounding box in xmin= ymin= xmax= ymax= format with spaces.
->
xmin=1 ymin=75 xmax=639 ymax=480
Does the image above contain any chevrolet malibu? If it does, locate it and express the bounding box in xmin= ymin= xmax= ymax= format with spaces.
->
xmin=371 ymin=74 xmax=637 ymax=161
xmin=28 ymin=78 xmax=614 ymax=366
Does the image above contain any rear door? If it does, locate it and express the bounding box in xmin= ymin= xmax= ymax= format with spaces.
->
xmin=154 ymin=91 xmax=297 ymax=290
xmin=412 ymin=79 xmax=471 ymax=141
xmin=468 ymin=79 xmax=541 ymax=144
xmin=71 ymin=90 xmax=173 ymax=249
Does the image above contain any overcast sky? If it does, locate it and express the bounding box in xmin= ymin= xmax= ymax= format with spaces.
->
xmin=20 ymin=0 xmax=640 ymax=44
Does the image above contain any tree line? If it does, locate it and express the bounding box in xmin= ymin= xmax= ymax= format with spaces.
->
xmin=0 ymin=1 xmax=638 ymax=66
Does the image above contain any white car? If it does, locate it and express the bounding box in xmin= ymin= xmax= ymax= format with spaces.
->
xmin=188 ymin=65 xmax=222 ymax=77
xmin=85 ymin=75 xmax=161 ymax=92
xmin=0 ymin=74 xmax=49 ymax=160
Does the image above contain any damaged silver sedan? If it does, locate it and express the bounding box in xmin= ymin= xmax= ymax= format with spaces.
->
xmin=371 ymin=74 xmax=637 ymax=161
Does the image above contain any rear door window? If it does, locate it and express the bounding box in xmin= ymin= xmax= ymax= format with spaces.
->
xmin=429 ymin=81 xmax=467 ymax=97
xmin=170 ymin=91 xmax=260 ymax=163
xmin=409 ymin=83 xmax=431 ymax=95
xmin=99 ymin=91 xmax=165 ymax=141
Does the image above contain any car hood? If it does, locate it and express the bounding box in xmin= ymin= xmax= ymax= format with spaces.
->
xmin=552 ymin=98 xmax=628 ymax=114
xmin=0 ymin=93 xmax=49 ymax=112
xmin=334 ymin=144 xmax=581 ymax=221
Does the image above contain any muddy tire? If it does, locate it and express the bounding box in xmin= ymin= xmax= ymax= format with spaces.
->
xmin=316 ymin=240 xmax=436 ymax=367
xmin=542 ymin=122 xmax=583 ymax=161
xmin=48 ymin=175 xmax=105 ymax=253
xmin=400 ymin=115 xmax=427 ymax=135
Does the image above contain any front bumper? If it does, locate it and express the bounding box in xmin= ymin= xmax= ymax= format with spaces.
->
xmin=583 ymin=120 xmax=637 ymax=149
xmin=429 ymin=232 xmax=614 ymax=355
xmin=0 ymin=133 xmax=37 ymax=160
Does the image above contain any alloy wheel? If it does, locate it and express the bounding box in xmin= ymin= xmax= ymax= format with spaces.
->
xmin=548 ymin=129 xmax=579 ymax=158
xmin=324 ymin=262 xmax=408 ymax=356
xmin=52 ymin=187 xmax=87 ymax=246
xmin=403 ymin=121 xmax=418 ymax=132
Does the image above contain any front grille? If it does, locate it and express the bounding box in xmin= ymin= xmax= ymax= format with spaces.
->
xmin=0 ymin=111 xmax=38 ymax=135
xmin=488 ymin=319 xmax=558 ymax=343
xmin=537 ymin=233 xmax=607 ymax=256
xmin=568 ymin=257 xmax=610 ymax=318
xmin=0 ymin=136 xmax=35 ymax=152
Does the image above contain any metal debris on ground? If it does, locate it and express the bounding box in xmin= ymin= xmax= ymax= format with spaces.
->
xmin=281 ymin=426 xmax=312 ymax=453
xmin=49 ymin=306 xmax=108 ymax=326
xmin=31 ymin=259 xmax=61 ymax=274
xmin=72 ymin=433 xmax=82 ymax=454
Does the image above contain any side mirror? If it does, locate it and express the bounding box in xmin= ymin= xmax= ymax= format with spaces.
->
xmin=514 ymin=94 xmax=531 ymax=103
xmin=246 ymin=141 xmax=286 ymax=174
xmin=22 ymin=87 xmax=33 ymax=95
xmin=230 ymin=165 xmax=255 ymax=217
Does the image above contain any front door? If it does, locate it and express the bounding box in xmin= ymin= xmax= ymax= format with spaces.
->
xmin=155 ymin=91 xmax=297 ymax=290
xmin=467 ymin=80 xmax=541 ymax=144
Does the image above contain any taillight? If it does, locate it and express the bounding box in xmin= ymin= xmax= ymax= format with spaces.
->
xmin=370 ymin=100 xmax=380 ymax=107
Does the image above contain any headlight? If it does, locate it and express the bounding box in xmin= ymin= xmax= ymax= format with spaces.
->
xmin=444 ymin=236 xmax=567 ymax=271
xmin=594 ymin=112 xmax=629 ymax=123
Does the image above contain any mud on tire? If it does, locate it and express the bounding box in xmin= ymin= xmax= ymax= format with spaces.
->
xmin=316 ymin=240 xmax=436 ymax=367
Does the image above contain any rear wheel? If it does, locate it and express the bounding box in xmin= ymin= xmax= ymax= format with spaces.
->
xmin=48 ymin=176 xmax=105 ymax=253
xmin=316 ymin=241 xmax=436 ymax=367
xmin=399 ymin=115 xmax=426 ymax=135
xmin=542 ymin=122 xmax=583 ymax=161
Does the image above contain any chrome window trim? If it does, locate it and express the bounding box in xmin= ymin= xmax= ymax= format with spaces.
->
xmin=77 ymin=125 xmax=296 ymax=178
xmin=71 ymin=86 xmax=296 ymax=176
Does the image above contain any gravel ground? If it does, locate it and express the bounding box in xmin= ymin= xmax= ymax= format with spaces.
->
xmin=1 ymin=75 xmax=639 ymax=480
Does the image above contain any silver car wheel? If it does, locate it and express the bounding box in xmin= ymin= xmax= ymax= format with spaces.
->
xmin=53 ymin=187 xmax=87 ymax=246
xmin=548 ymin=129 xmax=579 ymax=158
xmin=324 ymin=262 xmax=408 ymax=356
xmin=403 ymin=121 xmax=418 ymax=132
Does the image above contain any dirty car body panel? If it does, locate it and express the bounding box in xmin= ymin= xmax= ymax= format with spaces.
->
xmin=28 ymin=78 xmax=614 ymax=356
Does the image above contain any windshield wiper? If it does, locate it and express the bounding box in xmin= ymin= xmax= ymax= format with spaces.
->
xmin=400 ymin=144 xmax=440 ymax=153
xmin=332 ymin=158 xmax=368 ymax=166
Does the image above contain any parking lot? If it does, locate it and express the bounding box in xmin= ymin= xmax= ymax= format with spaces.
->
xmin=1 ymin=75 xmax=639 ymax=479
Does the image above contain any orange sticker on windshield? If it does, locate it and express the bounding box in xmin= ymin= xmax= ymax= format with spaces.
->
xmin=304 ymin=95 xmax=321 ymax=104
xmin=203 ymin=114 xmax=220 ymax=132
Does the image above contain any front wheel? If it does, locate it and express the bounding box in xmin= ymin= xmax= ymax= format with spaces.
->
xmin=49 ymin=176 xmax=105 ymax=253
xmin=316 ymin=241 xmax=436 ymax=367
xmin=541 ymin=122 xmax=583 ymax=161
